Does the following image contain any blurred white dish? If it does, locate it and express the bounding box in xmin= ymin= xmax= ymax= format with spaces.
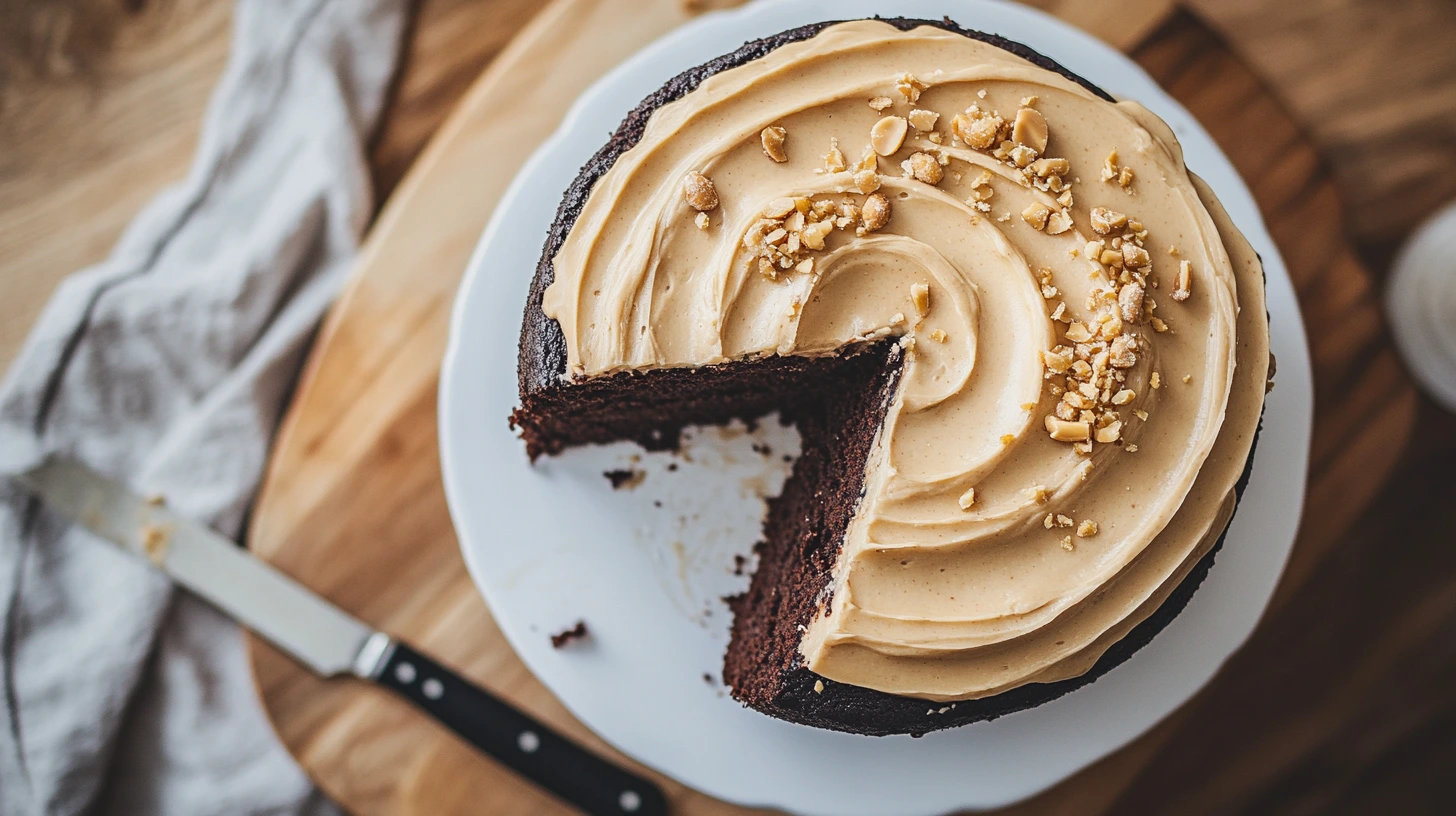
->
xmin=1386 ymin=199 xmax=1456 ymax=412
xmin=439 ymin=1 xmax=1314 ymax=813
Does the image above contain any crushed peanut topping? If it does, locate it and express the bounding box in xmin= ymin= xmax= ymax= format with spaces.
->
xmin=694 ymin=212 xmax=710 ymax=230
xmin=910 ymin=282 xmax=931 ymax=317
xmin=1030 ymin=157 xmax=1068 ymax=178
xmin=871 ymin=115 xmax=908 ymax=156
xmin=1022 ymin=202 xmax=1052 ymax=230
xmin=823 ymin=138 xmax=846 ymax=173
xmin=1045 ymin=416 xmax=1090 ymax=441
xmin=930 ymin=329 xmax=948 ymax=343
xmin=958 ymin=487 xmax=976 ymax=509
xmin=1118 ymin=282 xmax=1145 ymax=323
xmin=1077 ymin=520 xmax=1099 ymax=537
xmin=860 ymin=192 xmax=891 ymax=232
xmin=760 ymin=125 xmax=788 ymax=162
xmin=1046 ymin=210 xmax=1073 ymax=235
xmin=908 ymin=108 xmax=940 ymax=131
xmin=853 ymin=168 xmax=881 ymax=194
xmin=1012 ymin=107 xmax=1048 ymax=154
xmin=1095 ymin=421 xmax=1122 ymax=443
xmin=951 ymin=106 xmax=1003 ymax=150
xmin=813 ymin=679 xmax=825 ymax=693
xmin=868 ymin=96 xmax=893 ymax=112
xmin=895 ymin=72 xmax=928 ymax=103
xmin=682 ymin=171 xmax=718 ymax=211
xmin=1173 ymin=259 xmax=1193 ymax=301
xmin=743 ymin=195 xmax=875 ymax=280
xmin=1061 ymin=536 xmax=1075 ymax=551
xmin=1026 ymin=485 xmax=1050 ymax=504
xmin=1090 ymin=206 xmax=1127 ymax=235
xmin=904 ymin=151 xmax=943 ymax=184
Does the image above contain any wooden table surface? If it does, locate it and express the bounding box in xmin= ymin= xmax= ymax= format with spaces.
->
xmin=3 ymin=1 xmax=1455 ymax=813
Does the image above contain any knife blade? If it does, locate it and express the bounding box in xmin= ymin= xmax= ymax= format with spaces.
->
xmin=12 ymin=456 xmax=667 ymax=816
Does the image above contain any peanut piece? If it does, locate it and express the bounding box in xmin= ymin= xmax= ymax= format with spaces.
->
xmin=910 ymin=282 xmax=931 ymax=317
xmin=760 ymin=126 xmax=788 ymax=162
xmin=1045 ymin=416 xmax=1091 ymax=442
xmin=1030 ymin=157 xmax=1069 ymax=178
xmin=1122 ymin=243 xmax=1150 ymax=269
xmin=1089 ymin=206 xmax=1127 ymax=235
xmin=860 ymin=193 xmax=891 ymax=231
xmin=1118 ymin=282 xmax=1145 ymax=323
xmin=682 ymin=171 xmax=719 ymax=212
xmin=905 ymin=152 xmax=943 ymax=184
xmin=1046 ymin=210 xmax=1073 ymax=235
xmin=1095 ymin=421 xmax=1122 ymax=443
xmin=871 ymin=116 xmax=909 ymax=156
xmin=1173 ymin=259 xmax=1192 ymax=301
xmin=908 ymin=109 xmax=940 ymax=131
xmin=952 ymin=111 xmax=1001 ymax=149
xmin=1012 ymin=107 xmax=1048 ymax=154
xmin=1022 ymin=202 xmax=1052 ymax=230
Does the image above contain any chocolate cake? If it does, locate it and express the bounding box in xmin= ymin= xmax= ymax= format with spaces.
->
xmin=511 ymin=18 xmax=1269 ymax=736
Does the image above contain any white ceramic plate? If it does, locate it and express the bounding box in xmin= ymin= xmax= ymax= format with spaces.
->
xmin=439 ymin=2 xmax=1314 ymax=813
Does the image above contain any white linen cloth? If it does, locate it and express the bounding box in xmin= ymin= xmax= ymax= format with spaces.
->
xmin=0 ymin=0 xmax=407 ymax=813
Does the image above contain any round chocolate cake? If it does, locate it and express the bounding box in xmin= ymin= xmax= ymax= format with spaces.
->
xmin=510 ymin=18 xmax=1269 ymax=736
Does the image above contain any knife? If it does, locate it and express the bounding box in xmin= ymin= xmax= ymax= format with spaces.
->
xmin=12 ymin=457 xmax=667 ymax=816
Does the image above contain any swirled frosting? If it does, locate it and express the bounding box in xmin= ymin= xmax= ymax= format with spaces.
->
xmin=542 ymin=20 xmax=1268 ymax=701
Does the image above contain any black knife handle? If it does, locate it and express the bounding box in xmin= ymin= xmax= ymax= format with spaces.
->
xmin=374 ymin=642 xmax=668 ymax=816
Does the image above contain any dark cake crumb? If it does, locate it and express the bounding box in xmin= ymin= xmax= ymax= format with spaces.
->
xmin=549 ymin=620 xmax=589 ymax=648
xmin=603 ymin=468 xmax=645 ymax=490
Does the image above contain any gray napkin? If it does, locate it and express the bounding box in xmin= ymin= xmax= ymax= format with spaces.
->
xmin=0 ymin=0 xmax=407 ymax=813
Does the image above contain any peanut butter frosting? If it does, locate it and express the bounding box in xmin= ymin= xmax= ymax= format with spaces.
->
xmin=541 ymin=20 xmax=1268 ymax=701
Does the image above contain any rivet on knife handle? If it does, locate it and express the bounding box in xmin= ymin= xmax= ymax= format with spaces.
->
xmin=367 ymin=640 xmax=668 ymax=816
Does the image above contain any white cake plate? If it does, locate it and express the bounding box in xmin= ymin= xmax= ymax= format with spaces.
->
xmin=438 ymin=2 xmax=1314 ymax=813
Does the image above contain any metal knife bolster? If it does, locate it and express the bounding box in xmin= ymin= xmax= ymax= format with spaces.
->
xmin=351 ymin=631 xmax=397 ymax=679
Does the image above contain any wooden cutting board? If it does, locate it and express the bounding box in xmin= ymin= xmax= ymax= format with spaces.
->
xmin=245 ymin=2 xmax=1418 ymax=814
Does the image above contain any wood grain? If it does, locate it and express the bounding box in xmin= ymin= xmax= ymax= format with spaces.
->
xmin=1186 ymin=0 xmax=1456 ymax=266
xmin=0 ymin=0 xmax=230 ymax=374
xmin=1 ymin=0 xmax=1445 ymax=813
xmin=244 ymin=4 xmax=1416 ymax=816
